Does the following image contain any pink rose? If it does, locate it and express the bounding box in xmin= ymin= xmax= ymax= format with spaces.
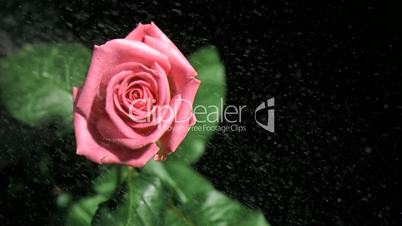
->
xmin=72 ymin=22 xmax=200 ymax=167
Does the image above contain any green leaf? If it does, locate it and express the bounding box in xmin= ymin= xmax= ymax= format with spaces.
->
xmin=143 ymin=159 xmax=213 ymax=203
xmin=93 ymin=166 xmax=125 ymax=197
xmin=146 ymin=161 xmax=270 ymax=226
xmin=66 ymin=196 xmax=109 ymax=226
xmin=143 ymin=160 xmax=188 ymax=203
xmin=0 ymin=43 xmax=90 ymax=129
xmin=157 ymin=162 xmax=213 ymax=201
xmin=171 ymin=46 xmax=226 ymax=164
xmin=66 ymin=166 xmax=122 ymax=226
xmin=88 ymin=163 xmax=269 ymax=226
xmin=166 ymin=190 xmax=269 ymax=226
xmin=92 ymin=172 xmax=166 ymax=226
xmin=57 ymin=193 xmax=72 ymax=208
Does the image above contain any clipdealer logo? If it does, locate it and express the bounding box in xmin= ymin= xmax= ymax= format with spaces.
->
xmin=127 ymin=97 xmax=275 ymax=133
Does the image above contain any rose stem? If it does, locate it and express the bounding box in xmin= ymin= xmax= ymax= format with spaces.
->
xmin=126 ymin=166 xmax=135 ymax=226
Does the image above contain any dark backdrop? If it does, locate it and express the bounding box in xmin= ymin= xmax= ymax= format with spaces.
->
xmin=0 ymin=0 xmax=401 ymax=225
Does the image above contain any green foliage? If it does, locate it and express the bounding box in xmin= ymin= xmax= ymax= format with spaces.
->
xmin=66 ymin=167 xmax=123 ymax=226
xmin=153 ymin=161 xmax=270 ymax=226
xmin=93 ymin=161 xmax=270 ymax=226
xmin=92 ymin=172 xmax=166 ymax=226
xmin=0 ymin=43 xmax=90 ymax=129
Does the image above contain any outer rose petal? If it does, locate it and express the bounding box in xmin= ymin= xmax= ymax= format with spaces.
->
xmin=75 ymin=39 xmax=171 ymax=119
xmin=189 ymin=113 xmax=197 ymax=126
xmin=127 ymin=22 xmax=197 ymax=82
xmin=143 ymin=35 xmax=197 ymax=93
xmin=74 ymin=86 xmax=160 ymax=167
xmin=160 ymin=78 xmax=201 ymax=154
xmin=73 ymin=111 xmax=159 ymax=167
xmin=72 ymin=87 xmax=79 ymax=102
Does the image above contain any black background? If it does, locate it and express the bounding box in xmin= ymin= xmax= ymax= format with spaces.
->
xmin=0 ymin=0 xmax=401 ymax=225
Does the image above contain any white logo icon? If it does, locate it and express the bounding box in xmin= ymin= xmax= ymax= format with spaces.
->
xmin=255 ymin=98 xmax=275 ymax=132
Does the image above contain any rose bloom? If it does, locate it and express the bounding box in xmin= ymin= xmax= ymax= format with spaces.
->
xmin=72 ymin=22 xmax=200 ymax=167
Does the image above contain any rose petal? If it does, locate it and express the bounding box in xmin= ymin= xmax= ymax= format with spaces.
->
xmin=127 ymin=22 xmax=179 ymax=51
xmin=72 ymin=87 xmax=80 ymax=102
xmin=189 ymin=113 xmax=197 ymax=126
xmin=127 ymin=22 xmax=197 ymax=86
xmin=151 ymin=62 xmax=171 ymax=105
xmin=143 ymin=34 xmax=196 ymax=81
xmin=74 ymin=111 xmax=158 ymax=167
xmin=124 ymin=23 xmax=148 ymax=41
xmin=160 ymin=78 xmax=200 ymax=153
